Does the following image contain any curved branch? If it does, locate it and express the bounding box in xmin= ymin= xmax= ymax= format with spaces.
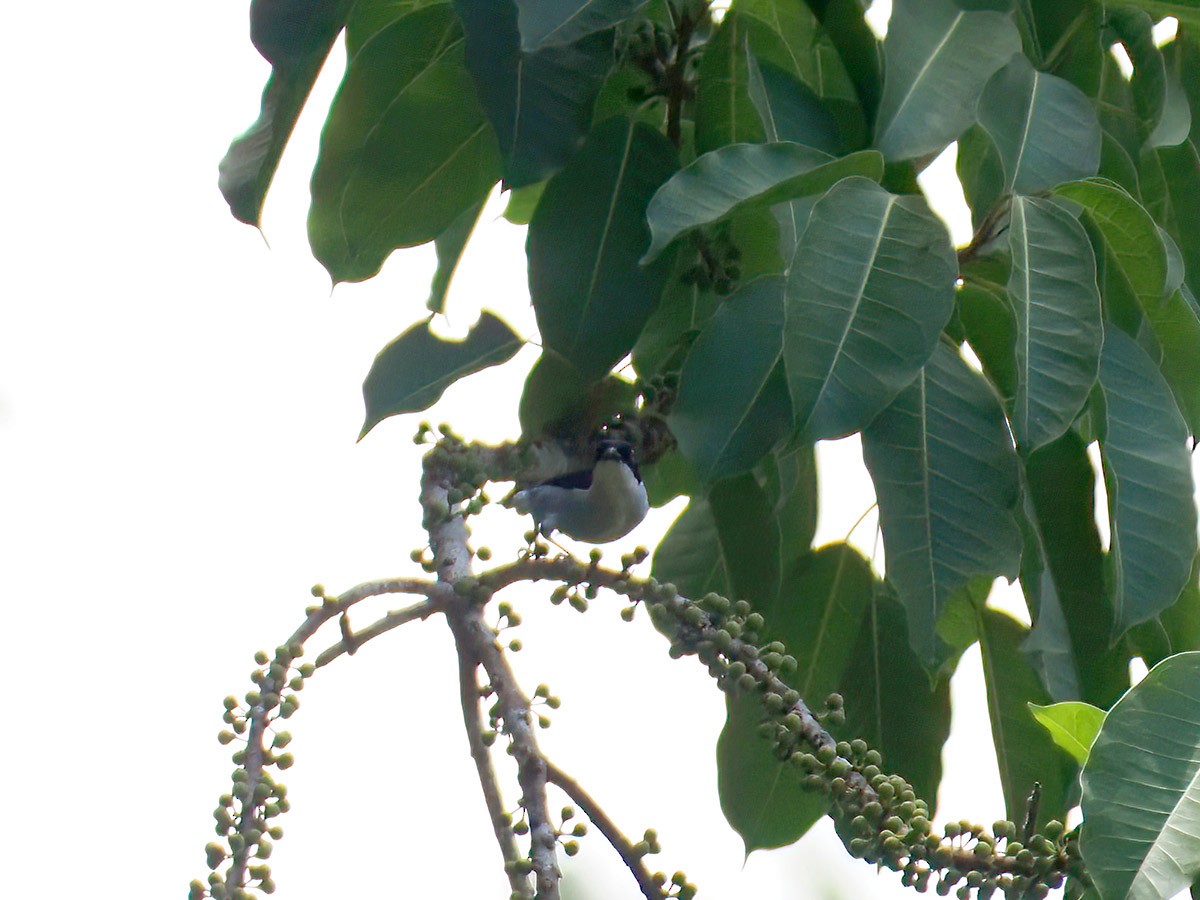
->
xmin=314 ymin=599 xmax=440 ymax=668
xmin=544 ymin=759 xmax=666 ymax=900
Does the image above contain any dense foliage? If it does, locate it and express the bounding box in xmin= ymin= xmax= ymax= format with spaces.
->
xmin=203 ymin=0 xmax=1200 ymax=898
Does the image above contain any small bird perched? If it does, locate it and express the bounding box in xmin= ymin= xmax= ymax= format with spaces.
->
xmin=512 ymin=439 xmax=650 ymax=543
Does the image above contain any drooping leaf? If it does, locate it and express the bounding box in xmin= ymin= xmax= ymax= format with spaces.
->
xmin=1099 ymin=327 xmax=1198 ymax=638
xmin=694 ymin=12 xmax=767 ymax=153
xmin=502 ymin=182 xmax=546 ymax=225
xmin=977 ymin=609 xmax=1077 ymax=828
xmin=528 ymin=117 xmax=678 ymax=381
xmin=1081 ymin=652 xmax=1200 ymax=900
xmin=718 ymin=544 xmax=876 ymax=853
xmin=862 ymin=341 xmax=1023 ymax=667
xmin=800 ymin=0 xmax=883 ymax=129
xmin=642 ymin=145 xmax=884 ymax=263
xmin=956 ymin=273 xmax=1017 ymax=404
xmin=784 ymin=177 xmax=957 ymax=441
xmin=308 ymin=5 xmax=502 ymax=282
xmin=454 ymin=0 xmax=614 ymax=187
xmin=956 ymin=125 xmax=1006 ymax=232
xmin=745 ymin=56 xmax=841 ymax=155
xmin=668 ymin=276 xmax=794 ymax=483
xmin=710 ymin=473 xmax=782 ymax=609
xmin=220 ymin=0 xmax=356 ymax=226
xmin=1145 ymin=286 xmax=1200 ymax=437
xmin=1022 ymin=431 xmax=1128 ymax=710
xmin=759 ymin=442 xmax=818 ymax=563
xmin=873 ymin=0 xmax=1021 ymax=161
xmin=1144 ymin=140 xmax=1200 ymax=293
xmin=360 ymin=312 xmax=523 ymax=437
xmin=630 ymin=251 xmax=720 ymax=378
xmin=515 ymin=0 xmax=647 ymax=50
xmin=1006 ymin=195 xmax=1102 ymax=452
xmin=427 ymin=198 xmax=486 ymax=314
xmin=737 ymin=0 xmax=865 ymax=147
xmin=837 ymin=585 xmax=951 ymax=807
xmin=1105 ymin=5 xmax=1167 ymax=138
xmin=651 ymin=499 xmax=729 ymax=601
xmin=1028 ymin=701 xmax=1106 ymax=766
xmin=976 ymin=54 xmax=1101 ymax=196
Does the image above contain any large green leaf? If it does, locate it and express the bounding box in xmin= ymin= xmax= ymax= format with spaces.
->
xmin=1022 ymin=431 xmax=1129 ymax=710
xmin=1099 ymin=327 xmax=1197 ymax=638
xmin=976 ymin=54 xmax=1101 ymax=196
xmin=694 ymin=11 xmax=767 ymax=153
xmin=1081 ymin=652 xmax=1200 ymax=900
xmin=668 ymin=277 xmax=794 ymax=483
xmin=1028 ymin=701 xmax=1106 ymax=766
xmin=801 ymin=0 xmax=883 ymax=128
xmin=710 ymin=473 xmax=783 ymax=609
xmin=745 ymin=56 xmax=842 ymax=155
xmin=1144 ymin=140 xmax=1200 ymax=294
xmin=515 ymin=0 xmax=646 ymax=50
xmin=346 ymin=0 xmax=442 ymax=55
xmin=454 ymin=0 xmax=614 ymax=187
xmin=1106 ymin=6 xmax=1167 ymax=139
xmin=836 ymin=585 xmax=951 ymax=807
xmin=516 ymin=353 xmax=636 ymax=441
xmin=1145 ymin=286 xmax=1200 ymax=437
xmin=651 ymin=499 xmax=729 ymax=600
xmin=717 ymin=544 xmax=876 ymax=852
xmin=427 ymin=198 xmax=485 ymax=314
xmin=360 ymin=312 xmax=523 ymax=437
xmin=642 ymin=145 xmax=884 ymax=263
xmin=737 ymin=0 xmax=865 ymax=147
xmin=861 ymin=341 xmax=1023 ymax=667
xmin=978 ymin=609 xmax=1076 ymax=829
xmin=308 ymin=5 xmax=502 ymax=282
xmin=784 ymin=177 xmax=957 ymax=441
xmin=1006 ymin=195 xmax=1102 ymax=452
xmin=759 ymin=442 xmax=818 ymax=563
xmin=220 ymin=0 xmax=356 ymax=226
xmin=873 ymin=0 xmax=1021 ymax=161
xmin=528 ymin=117 xmax=678 ymax=381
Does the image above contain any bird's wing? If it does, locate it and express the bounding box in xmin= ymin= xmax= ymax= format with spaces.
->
xmin=538 ymin=468 xmax=594 ymax=490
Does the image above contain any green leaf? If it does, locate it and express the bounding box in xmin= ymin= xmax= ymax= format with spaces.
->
xmin=630 ymin=252 xmax=719 ymax=378
xmin=837 ymin=585 xmax=951 ymax=807
xmin=360 ymin=312 xmax=523 ymax=437
xmin=528 ymin=117 xmax=678 ymax=381
xmin=873 ymin=0 xmax=1021 ymax=161
xmin=1099 ymin=327 xmax=1198 ymax=638
xmin=1145 ymin=140 xmax=1200 ymax=294
xmin=427 ymin=198 xmax=485 ymax=314
xmin=759 ymin=442 xmax=818 ymax=562
xmin=784 ymin=177 xmax=957 ymax=441
xmin=956 ymin=273 xmax=1017 ymax=404
xmin=710 ymin=473 xmax=783 ymax=609
xmin=956 ymin=125 xmax=1005 ymax=232
xmin=1106 ymin=6 xmax=1167 ymax=139
xmin=642 ymin=145 xmax=884 ymax=263
xmin=1028 ymin=701 xmax=1106 ymax=765
xmin=308 ymin=5 xmax=502 ymax=282
xmin=454 ymin=0 xmax=614 ymax=187
xmin=346 ymin=0 xmax=441 ymax=55
xmin=737 ymin=0 xmax=865 ymax=147
xmin=745 ymin=56 xmax=842 ymax=155
xmin=718 ymin=544 xmax=876 ymax=853
xmin=516 ymin=0 xmax=646 ymax=50
xmin=1022 ymin=431 xmax=1129 ymax=709
xmin=651 ymin=499 xmax=729 ymax=600
xmin=1081 ymin=652 xmax=1200 ymax=900
xmin=668 ymin=276 xmax=794 ymax=483
xmin=861 ymin=340 xmax=1023 ymax=667
xmin=1006 ymin=195 xmax=1102 ymax=452
xmin=978 ymin=609 xmax=1077 ymax=828
xmin=516 ymin=353 xmax=636 ymax=441
xmin=220 ymin=0 xmax=355 ymax=226
xmin=1146 ymin=286 xmax=1200 ymax=437
xmin=976 ymin=55 xmax=1101 ymax=196
xmin=694 ymin=12 xmax=767 ymax=153
xmin=502 ymin=182 xmax=546 ymax=225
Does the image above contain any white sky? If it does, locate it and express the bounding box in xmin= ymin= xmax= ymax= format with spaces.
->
xmin=0 ymin=2 xmax=1081 ymax=898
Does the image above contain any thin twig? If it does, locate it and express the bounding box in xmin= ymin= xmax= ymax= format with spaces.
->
xmin=544 ymin=760 xmax=666 ymax=900
xmin=459 ymin=645 xmax=532 ymax=899
xmin=314 ymin=599 xmax=441 ymax=668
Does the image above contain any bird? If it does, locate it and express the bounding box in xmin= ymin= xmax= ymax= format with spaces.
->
xmin=511 ymin=439 xmax=650 ymax=544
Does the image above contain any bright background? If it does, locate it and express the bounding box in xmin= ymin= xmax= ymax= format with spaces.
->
xmin=1 ymin=2 xmax=1155 ymax=898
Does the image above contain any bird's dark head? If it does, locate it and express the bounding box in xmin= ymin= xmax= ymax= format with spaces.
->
xmin=595 ymin=439 xmax=640 ymax=480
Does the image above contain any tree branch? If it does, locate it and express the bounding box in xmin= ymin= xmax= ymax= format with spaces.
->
xmin=314 ymin=599 xmax=440 ymax=668
xmin=544 ymin=759 xmax=667 ymax=900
